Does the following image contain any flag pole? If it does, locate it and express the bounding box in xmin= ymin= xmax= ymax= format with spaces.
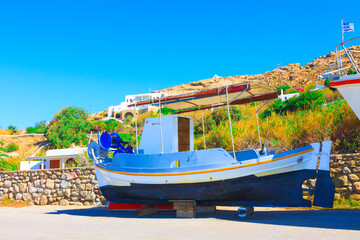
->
xmin=341 ymin=20 xmax=344 ymax=43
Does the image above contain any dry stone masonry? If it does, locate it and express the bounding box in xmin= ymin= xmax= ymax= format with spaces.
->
xmin=0 ymin=167 xmax=105 ymax=206
xmin=331 ymin=153 xmax=360 ymax=200
xmin=1 ymin=153 xmax=360 ymax=206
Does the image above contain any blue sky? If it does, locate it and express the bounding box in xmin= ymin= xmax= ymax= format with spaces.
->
xmin=0 ymin=0 xmax=359 ymax=129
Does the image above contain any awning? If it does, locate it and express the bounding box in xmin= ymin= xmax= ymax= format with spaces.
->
xmin=129 ymin=81 xmax=278 ymax=113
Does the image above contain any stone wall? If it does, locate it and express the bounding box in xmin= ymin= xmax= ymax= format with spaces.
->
xmin=0 ymin=153 xmax=360 ymax=206
xmin=330 ymin=154 xmax=360 ymax=200
xmin=0 ymin=167 xmax=105 ymax=206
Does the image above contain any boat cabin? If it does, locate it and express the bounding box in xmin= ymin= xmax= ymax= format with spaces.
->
xmin=139 ymin=115 xmax=194 ymax=154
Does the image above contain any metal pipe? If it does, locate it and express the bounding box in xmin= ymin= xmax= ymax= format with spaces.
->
xmin=159 ymin=98 xmax=164 ymax=153
xmin=255 ymin=102 xmax=262 ymax=149
xmin=226 ymin=86 xmax=236 ymax=160
xmin=201 ymin=110 xmax=206 ymax=149
xmin=134 ymin=102 xmax=138 ymax=154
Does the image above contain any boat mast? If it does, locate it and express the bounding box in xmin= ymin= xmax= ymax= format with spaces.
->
xmin=255 ymin=102 xmax=262 ymax=149
xmin=226 ymin=85 xmax=236 ymax=160
xmin=201 ymin=110 xmax=206 ymax=149
xmin=159 ymin=97 xmax=164 ymax=153
xmin=134 ymin=102 xmax=138 ymax=154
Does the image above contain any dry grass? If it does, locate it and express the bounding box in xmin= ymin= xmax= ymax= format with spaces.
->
xmin=0 ymin=196 xmax=29 ymax=208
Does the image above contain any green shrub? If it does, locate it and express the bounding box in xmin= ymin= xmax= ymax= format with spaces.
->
xmin=161 ymin=107 xmax=176 ymax=115
xmin=0 ymin=159 xmax=17 ymax=171
xmin=6 ymin=143 xmax=19 ymax=152
xmin=348 ymin=69 xmax=357 ymax=75
xmin=26 ymin=127 xmax=37 ymax=134
xmin=260 ymin=91 xmax=326 ymax=118
xmin=275 ymin=85 xmax=291 ymax=94
xmin=7 ymin=125 xmax=17 ymax=134
xmin=46 ymin=107 xmax=91 ymax=149
xmin=104 ymin=119 xmax=122 ymax=131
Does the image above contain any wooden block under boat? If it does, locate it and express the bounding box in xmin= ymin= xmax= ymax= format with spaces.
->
xmin=136 ymin=205 xmax=159 ymax=216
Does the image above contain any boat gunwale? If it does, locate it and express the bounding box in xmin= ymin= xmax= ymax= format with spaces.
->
xmin=95 ymin=147 xmax=314 ymax=177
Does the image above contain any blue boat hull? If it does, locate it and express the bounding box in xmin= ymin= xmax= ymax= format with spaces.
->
xmin=99 ymin=169 xmax=334 ymax=207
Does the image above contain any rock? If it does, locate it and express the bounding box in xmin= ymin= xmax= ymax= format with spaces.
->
xmin=353 ymin=182 xmax=360 ymax=193
xmin=4 ymin=180 xmax=11 ymax=188
xmin=71 ymin=196 xmax=78 ymax=201
xmin=335 ymin=175 xmax=351 ymax=187
xmin=29 ymin=202 xmax=35 ymax=206
xmin=67 ymin=172 xmax=77 ymax=180
xmin=32 ymin=193 xmax=39 ymax=198
xmin=59 ymin=199 xmax=69 ymax=206
xmin=44 ymin=189 xmax=51 ymax=196
xmin=79 ymin=175 xmax=88 ymax=180
xmin=34 ymin=180 xmax=41 ymax=188
xmin=349 ymin=174 xmax=360 ymax=182
xmin=9 ymin=187 xmax=14 ymax=192
xmin=60 ymin=181 xmax=69 ymax=189
xmin=15 ymin=193 xmax=22 ymax=200
xmin=80 ymin=191 xmax=88 ymax=198
xmin=64 ymin=189 xmax=71 ymax=198
xmin=40 ymin=179 xmax=46 ymax=185
xmin=354 ymin=167 xmax=360 ymax=173
xmin=75 ymin=178 xmax=81 ymax=185
xmin=13 ymin=185 xmax=19 ymax=194
xmin=22 ymin=193 xmax=31 ymax=201
xmin=8 ymin=193 xmax=13 ymax=199
xmin=89 ymin=175 xmax=96 ymax=180
xmin=46 ymin=179 xmax=55 ymax=189
xmin=0 ymin=191 xmax=3 ymax=199
xmin=349 ymin=194 xmax=360 ymax=200
xmin=19 ymin=183 xmax=27 ymax=193
xmin=40 ymin=195 xmax=48 ymax=205
xmin=342 ymin=166 xmax=351 ymax=173
xmin=75 ymin=202 xmax=83 ymax=206
xmin=85 ymin=184 xmax=92 ymax=190
xmin=307 ymin=179 xmax=316 ymax=188
xmin=61 ymin=173 xmax=68 ymax=180
xmin=28 ymin=186 xmax=37 ymax=194
xmin=84 ymin=201 xmax=91 ymax=206
xmin=335 ymin=187 xmax=347 ymax=193
xmin=77 ymin=184 xmax=85 ymax=191
xmin=71 ymin=192 xmax=79 ymax=197
xmin=37 ymin=188 xmax=44 ymax=193
xmin=51 ymin=174 xmax=57 ymax=180
xmin=85 ymin=192 xmax=96 ymax=201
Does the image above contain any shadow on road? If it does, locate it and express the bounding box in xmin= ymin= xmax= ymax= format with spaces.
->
xmin=47 ymin=207 xmax=360 ymax=231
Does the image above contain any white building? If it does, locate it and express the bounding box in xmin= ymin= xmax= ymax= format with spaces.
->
xmin=21 ymin=147 xmax=87 ymax=170
xmin=278 ymin=89 xmax=299 ymax=101
xmin=106 ymin=92 xmax=168 ymax=120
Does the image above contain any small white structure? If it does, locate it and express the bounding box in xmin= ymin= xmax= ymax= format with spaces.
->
xmin=21 ymin=147 xmax=87 ymax=170
xmin=278 ymin=89 xmax=299 ymax=101
xmin=106 ymin=92 xmax=168 ymax=120
xmin=139 ymin=115 xmax=194 ymax=154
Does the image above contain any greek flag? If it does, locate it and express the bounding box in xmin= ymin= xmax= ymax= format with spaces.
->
xmin=343 ymin=22 xmax=355 ymax=32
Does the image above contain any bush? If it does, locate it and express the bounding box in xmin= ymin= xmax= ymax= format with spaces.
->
xmin=104 ymin=119 xmax=122 ymax=131
xmin=26 ymin=122 xmax=48 ymax=134
xmin=6 ymin=143 xmax=19 ymax=152
xmin=275 ymin=85 xmax=291 ymax=94
xmin=46 ymin=107 xmax=91 ymax=149
xmin=7 ymin=125 xmax=17 ymax=134
xmin=260 ymin=91 xmax=326 ymax=118
xmin=0 ymin=159 xmax=17 ymax=171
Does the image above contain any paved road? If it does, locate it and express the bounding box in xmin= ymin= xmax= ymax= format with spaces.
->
xmin=0 ymin=206 xmax=359 ymax=240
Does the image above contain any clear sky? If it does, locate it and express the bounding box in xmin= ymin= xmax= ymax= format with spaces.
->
xmin=0 ymin=0 xmax=359 ymax=129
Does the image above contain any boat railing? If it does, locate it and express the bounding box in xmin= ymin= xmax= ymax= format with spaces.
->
xmin=335 ymin=36 xmax=360 ymax=75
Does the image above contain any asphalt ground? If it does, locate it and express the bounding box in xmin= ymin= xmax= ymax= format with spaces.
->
xmin=0 ymin=206 xmax=359 ymax=240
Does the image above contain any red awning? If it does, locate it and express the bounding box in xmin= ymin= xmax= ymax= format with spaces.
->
xmin=129 ymin=81 xmax=278 ymax=113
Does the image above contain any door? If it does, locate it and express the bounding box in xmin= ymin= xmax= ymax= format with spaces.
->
xmin=50 ymin=159 xmax=60 ymax=169
xmin=178 ymin=117 xmax=190 ymax=152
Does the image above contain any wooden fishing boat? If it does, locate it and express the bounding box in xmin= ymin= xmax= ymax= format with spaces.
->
xmin=88 ymin=80 xmax=334 ymax=209
xmin=326 ymin=37 xmax=360 ymax=119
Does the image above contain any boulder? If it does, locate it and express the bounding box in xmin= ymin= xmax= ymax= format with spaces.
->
xmin=22 ymin=193 xmax=31 ymax=201
xmin=349 ymin=174 xmax=360 ymax=182
xmin=342 ymin=166 xmax=351 ymax=174
xmin=60 ymin=181 xmax=69 ymax=189
xmin=46 ymin=179 xmax=55 ymax=190
xmin=4 ymin=180 xmax=11 ymax=188
xmin=19 ymin=183 xmax=27 ymax=193
xmin=40 ymin=195 xmax=48 ymax=205
xmin=67 ymin=172 xmax=78 ymax=180
xmin=59 ymin=199 xmax=69 ymax=206
xmin=15 ymin=193 xmax=22 ymax=200
xmin=353 ymin=182 xmax=360 ymax=193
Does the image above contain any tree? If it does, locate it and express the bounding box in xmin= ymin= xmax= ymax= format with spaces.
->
xmin=46 ymin=107 xmax=91 ymax=149
xmin=7 ymin=125 xmax=17 ymax=134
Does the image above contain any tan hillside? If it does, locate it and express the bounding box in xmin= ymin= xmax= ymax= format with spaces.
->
xmin=160 ymin=46 xmax=360 ymax=94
